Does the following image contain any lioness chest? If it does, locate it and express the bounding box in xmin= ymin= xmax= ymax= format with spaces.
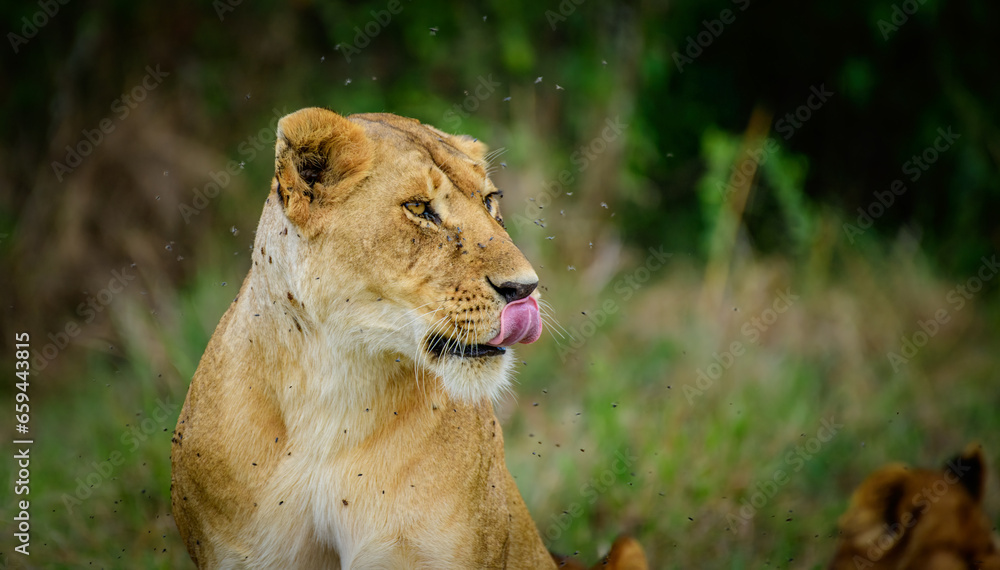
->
xmin=206 ymin=400 xmax=515 ymax=569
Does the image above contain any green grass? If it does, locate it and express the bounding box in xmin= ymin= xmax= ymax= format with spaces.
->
xmin=3 ymin=233 xmax=999 ymax=569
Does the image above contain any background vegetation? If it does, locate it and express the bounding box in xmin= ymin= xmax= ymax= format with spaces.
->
xmin=1 ymin=0 xmax=998 ymax=568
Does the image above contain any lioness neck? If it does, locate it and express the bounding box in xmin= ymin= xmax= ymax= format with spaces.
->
xmin=222 ymin=204 xmax=470 ymax=459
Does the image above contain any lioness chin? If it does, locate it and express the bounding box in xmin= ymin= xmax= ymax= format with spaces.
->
xmin=170 ymin=108 xmax=646 ymax=569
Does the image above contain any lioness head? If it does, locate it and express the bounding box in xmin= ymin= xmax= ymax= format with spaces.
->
xmin=829 ymin=444 xmax=1000 ymax=570
xmin=260 ymin=107 xmax=542 ymax=403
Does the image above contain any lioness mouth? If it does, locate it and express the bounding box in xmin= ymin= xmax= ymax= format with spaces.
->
xmin=426 ymin=334 xmax=507 ymax=358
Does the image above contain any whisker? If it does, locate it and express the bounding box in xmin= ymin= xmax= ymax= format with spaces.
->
xmin=536 ymin=300 xmax=569 ymax=333
xmin=414 ymin=315 xmax=449 ymax=396
xmin=536 ymin=300 xmax=573 ymax=341
xmin=389 ymin=298 xmax=449 ymax=327
xmin=373 ymin=297 xmax=450 ymax=347
xmin=539 ymin=317 xmax=568 ymax=346
xmin=483 ymin=147 xmax=508 ymax=165
xmin=538 ymin=312 xmax=567 ymax=340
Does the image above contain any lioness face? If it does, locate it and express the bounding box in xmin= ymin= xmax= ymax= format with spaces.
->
xmin=268 ymin=108 xmax=541 ymax=403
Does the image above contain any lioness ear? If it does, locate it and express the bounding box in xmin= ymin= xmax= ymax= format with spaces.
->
xmin=946 ymin=442 xmax=985 ymax=503
xmin=425 ymin=126 xmax=488 ymax=163
xmin=837 ymin=464 xmax=911 ymax=548
xmin=451 ymin=134 xmax=488 ymax=162
xmin=273 ymin=107 xmax=372 ymax=228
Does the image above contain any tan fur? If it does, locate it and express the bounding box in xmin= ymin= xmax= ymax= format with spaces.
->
xmin=552 ymin=536 xmax=649 ymax=570
xmin=170 ymin=108 xmax=647 ymax=569
xmin=830 ymin=444 xmax=1000 ymax=570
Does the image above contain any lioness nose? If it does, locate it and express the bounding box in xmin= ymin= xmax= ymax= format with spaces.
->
xmin=488 ymin=278 xmax=538 ymax=304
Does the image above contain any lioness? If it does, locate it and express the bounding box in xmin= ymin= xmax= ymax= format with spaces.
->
xmin=170 ymin=108 xmax=647 ymax=569
xmin=829 ymin=444 xmax=1000 ymax=570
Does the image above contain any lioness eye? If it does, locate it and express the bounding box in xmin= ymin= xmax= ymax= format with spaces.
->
xmin=484 ymin=192 xmax=504 ymax=227
xmin=404 ymin=201 xmax=441 ymax=224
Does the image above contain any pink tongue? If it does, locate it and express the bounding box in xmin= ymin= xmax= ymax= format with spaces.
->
xmin=487 ymin=296 xmax=543 ymax=347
